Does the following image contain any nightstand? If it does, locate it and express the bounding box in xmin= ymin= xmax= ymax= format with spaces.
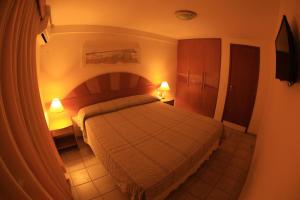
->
xmin=49 ymin=118 xmax=78 ymax=151
xmin=161 ymin=98 xmax=175 ymax=106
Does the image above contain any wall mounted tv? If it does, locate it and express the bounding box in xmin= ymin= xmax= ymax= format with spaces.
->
xmin=275 ymin=15 xmax=297 ymax=86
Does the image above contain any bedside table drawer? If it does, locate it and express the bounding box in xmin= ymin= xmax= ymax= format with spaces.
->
xmin=51 ymin=126 xmax=73 ymax=138
xmin=50 ymin=125 xmax=78 ymax=151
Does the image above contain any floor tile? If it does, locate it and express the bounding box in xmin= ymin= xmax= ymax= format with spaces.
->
xmin=166 ymin=188 xmax=188 ymax=200
xmin=230 ymin=157 xmax=251 ymax=171
xmin=187 ymin=180 xmax=213 ymax=199
xmin=223 ymin=166 xmax=246 ymax=181
xmin=72 ymin=187 xmax=80 ymax=200
xmin=65 ymin=158 xmax=85 ymax=173
xmin=93 ymin=175 xmax=117 ymax=195
xmin=216 ymin=177 xmax=238 ymax=194
xmin=182 ymin=193 xmax=200 ymax=200
xmin=61 ymin=149 xmax=82 ymax=162
xmin=87 ymin=164 xmax=108 ymax=180
xmin=207 ymin=189 xmax=230 ymax=200
xmin=83 ymin=155 xmax=100 ymax=167
xmin=75 ymin=182 xmax=100 ymax=200
xmin=233 ymin=149 xmax=252 ymax=159
xmin=93 ymin=197 xmax=104 ymax=200
xmin=70 ymin=169 xmax=91 ymax=186
xmin=199 ymin=168 xmax=222 ymax=185
xmin=101 ymin=189 xmax=128 ymax=200
xmin=80 ymin=147 xmax=94 ymax=157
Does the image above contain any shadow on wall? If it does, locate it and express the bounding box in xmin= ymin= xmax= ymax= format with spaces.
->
xmin=291 ymin=18 xmax=300 ymax=82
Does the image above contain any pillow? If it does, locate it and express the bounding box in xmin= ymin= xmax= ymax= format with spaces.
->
xmin=75 ymin=94 xmax=159 ymax=137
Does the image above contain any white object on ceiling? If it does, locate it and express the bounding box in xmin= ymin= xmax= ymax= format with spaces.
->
xmin=175 ymin=10 xmax=197 ymax=20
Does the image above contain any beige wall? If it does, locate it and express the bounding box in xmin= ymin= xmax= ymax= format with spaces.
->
xmin=38 ymin=26 xmax=177 ymax=103
xmin=241 ymin=0 xmax=300 ymax=199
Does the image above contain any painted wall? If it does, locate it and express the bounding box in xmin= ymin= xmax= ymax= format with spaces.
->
xmin=38 ymin=26 xmax=177 ymax=103
xmin=240 ymin=0 xmax=300 ymax=199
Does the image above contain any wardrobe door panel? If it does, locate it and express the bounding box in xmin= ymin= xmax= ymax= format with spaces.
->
xmin=187 ymin=74 xmax=203 ymax=113
xmin=189 ymin=40 xmax=205 ymax=75
xmin=200 ymin=85 xmax=219 ymax=117
xmin=175 ymin=74 xmax=190 ymax=110
xmin=177 ymin=40 xmax=191 ymax=74
xmin=176 ymin=40 xmax=189 ymax=110
xmin=203 ymin=39 xmax=221 ymax=89
xmin=176 ymin=38 xmax=221 ymax=118
xmin=176 ymin=39 xmax=203 ymax=111
xmin=201 ymin=39 xmax=221 ymax=117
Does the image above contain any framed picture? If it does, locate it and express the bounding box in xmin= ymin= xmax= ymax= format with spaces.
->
xmin=83 ymin=41 xmax=140 ymax=65
xmin=85 ymin=49 xmax=139 ymax=64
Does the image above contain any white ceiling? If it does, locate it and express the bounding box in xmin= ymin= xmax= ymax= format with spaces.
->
xmin=47 ymin=0 xmax=280 ymax=40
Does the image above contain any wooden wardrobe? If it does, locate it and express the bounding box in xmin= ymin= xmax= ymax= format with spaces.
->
xmin=175 ymin=38 xmax=221 ymax=118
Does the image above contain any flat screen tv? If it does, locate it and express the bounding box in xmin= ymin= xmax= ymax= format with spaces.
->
xmin=275 ymin=15 xmax=296 ymax=86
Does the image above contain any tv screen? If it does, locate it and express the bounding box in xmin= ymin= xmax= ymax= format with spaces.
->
xmin=275 ymin=15 xmax=296 ymax=85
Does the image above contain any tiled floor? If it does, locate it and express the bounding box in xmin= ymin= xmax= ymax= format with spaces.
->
xmin=60 ymin=127 xmax=256 ymax=200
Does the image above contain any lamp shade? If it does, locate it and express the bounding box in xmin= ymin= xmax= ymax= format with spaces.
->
xmin=49 ymin=98 xmax=64 ymax=113
xmin=160 ymin=81 xmax=170 ymax=91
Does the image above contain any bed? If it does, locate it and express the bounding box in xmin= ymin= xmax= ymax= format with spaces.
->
xmin=61 ymin=72 xmax=223 ymax=200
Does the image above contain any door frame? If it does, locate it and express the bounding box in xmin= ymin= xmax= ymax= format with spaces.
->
xmin=222 ymin=43 xmax=260 ymax=132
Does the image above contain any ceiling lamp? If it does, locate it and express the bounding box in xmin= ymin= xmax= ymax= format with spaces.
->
xmin=175 ymin=10 xmax=197 ymax=20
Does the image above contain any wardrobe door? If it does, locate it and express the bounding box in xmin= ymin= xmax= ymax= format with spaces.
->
xmin=187 ymin=39 xmax=205 ymax=113
xmin=176 ymin=38 xmax=221 ymax=117
xmin=200 ymin=39 xmax=221 ymax=117
xmin=176 ymin=40 xmax=192 ymax=111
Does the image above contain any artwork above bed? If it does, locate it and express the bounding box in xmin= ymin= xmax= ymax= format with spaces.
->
xmin=60 ymin=72 xmax=158 ymax=116
xmin=83 ymin=41 xmax=140 ymax=65
xmin=85 ymin=49 xmax=139 ymax=64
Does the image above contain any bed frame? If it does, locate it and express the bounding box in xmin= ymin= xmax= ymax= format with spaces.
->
xmin=59 ymin=72 xmax=157 ymax=116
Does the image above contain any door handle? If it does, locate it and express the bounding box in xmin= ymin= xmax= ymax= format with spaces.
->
xmin=202 ymin=72 xmax=205 ymax=89
xmin=187 ymin=69 xmax=190 ymax=86
xmin=203 ymin=72 xmax=206 ymax=89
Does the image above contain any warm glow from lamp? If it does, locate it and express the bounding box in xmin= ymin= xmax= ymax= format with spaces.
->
xmin=160 ymin=81 xmax=170 ymax=91
xmin=159 ymin=81 xmax=170 ymax=99
xmin=48 ymin=98 xmax=71 ymax=130
xmin=49 ymin=98 xmax=64 ymax=113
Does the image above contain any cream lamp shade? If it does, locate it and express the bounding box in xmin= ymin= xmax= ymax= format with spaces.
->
xmin=48 ymin=98 xmax=72 ymax=130
xmin=160 ymin=81 xmax=170 ymax=91
xmin=159 ymin=81 xmax=170 ymax=99
xmin=49 ymin=98 xmax=64 ymax=113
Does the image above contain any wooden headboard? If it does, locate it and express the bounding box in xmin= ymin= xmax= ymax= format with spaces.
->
xmin=60 ymin=72 xmax=157 ymax=116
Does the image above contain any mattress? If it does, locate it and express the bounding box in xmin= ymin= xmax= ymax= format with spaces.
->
xmin=77 ymin=95 xmax=223 ymax=199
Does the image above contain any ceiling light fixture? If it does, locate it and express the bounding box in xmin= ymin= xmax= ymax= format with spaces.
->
xmin=175 ymin=10 xmax=197 ymax=20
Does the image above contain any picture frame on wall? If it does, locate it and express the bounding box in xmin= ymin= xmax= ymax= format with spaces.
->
xmin=83 ymin=41 xmax=141 ymax=66
xmin=85 ymin=49 xmax=139 ymax=64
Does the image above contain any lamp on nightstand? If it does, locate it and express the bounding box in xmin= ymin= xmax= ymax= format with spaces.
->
xmin=159 ymin=81 xmax=170 ymax=99
xmin=48 ymin=98 xmax=72 ymax=131
xmin=49 ymin=98 xmax=64 ymax=113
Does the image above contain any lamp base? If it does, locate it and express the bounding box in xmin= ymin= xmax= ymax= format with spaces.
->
xmin=159 ymin=91 xmax=166 ymax=99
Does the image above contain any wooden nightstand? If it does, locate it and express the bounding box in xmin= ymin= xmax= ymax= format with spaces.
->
xmin=161 ymin=99 xmax=175 ymax=106
xmin=49 ymin=118 xmax=78 ymax=151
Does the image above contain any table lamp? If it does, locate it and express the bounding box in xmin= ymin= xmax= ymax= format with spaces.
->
xmin=159 ymin=81 xmax=170 ymax=99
